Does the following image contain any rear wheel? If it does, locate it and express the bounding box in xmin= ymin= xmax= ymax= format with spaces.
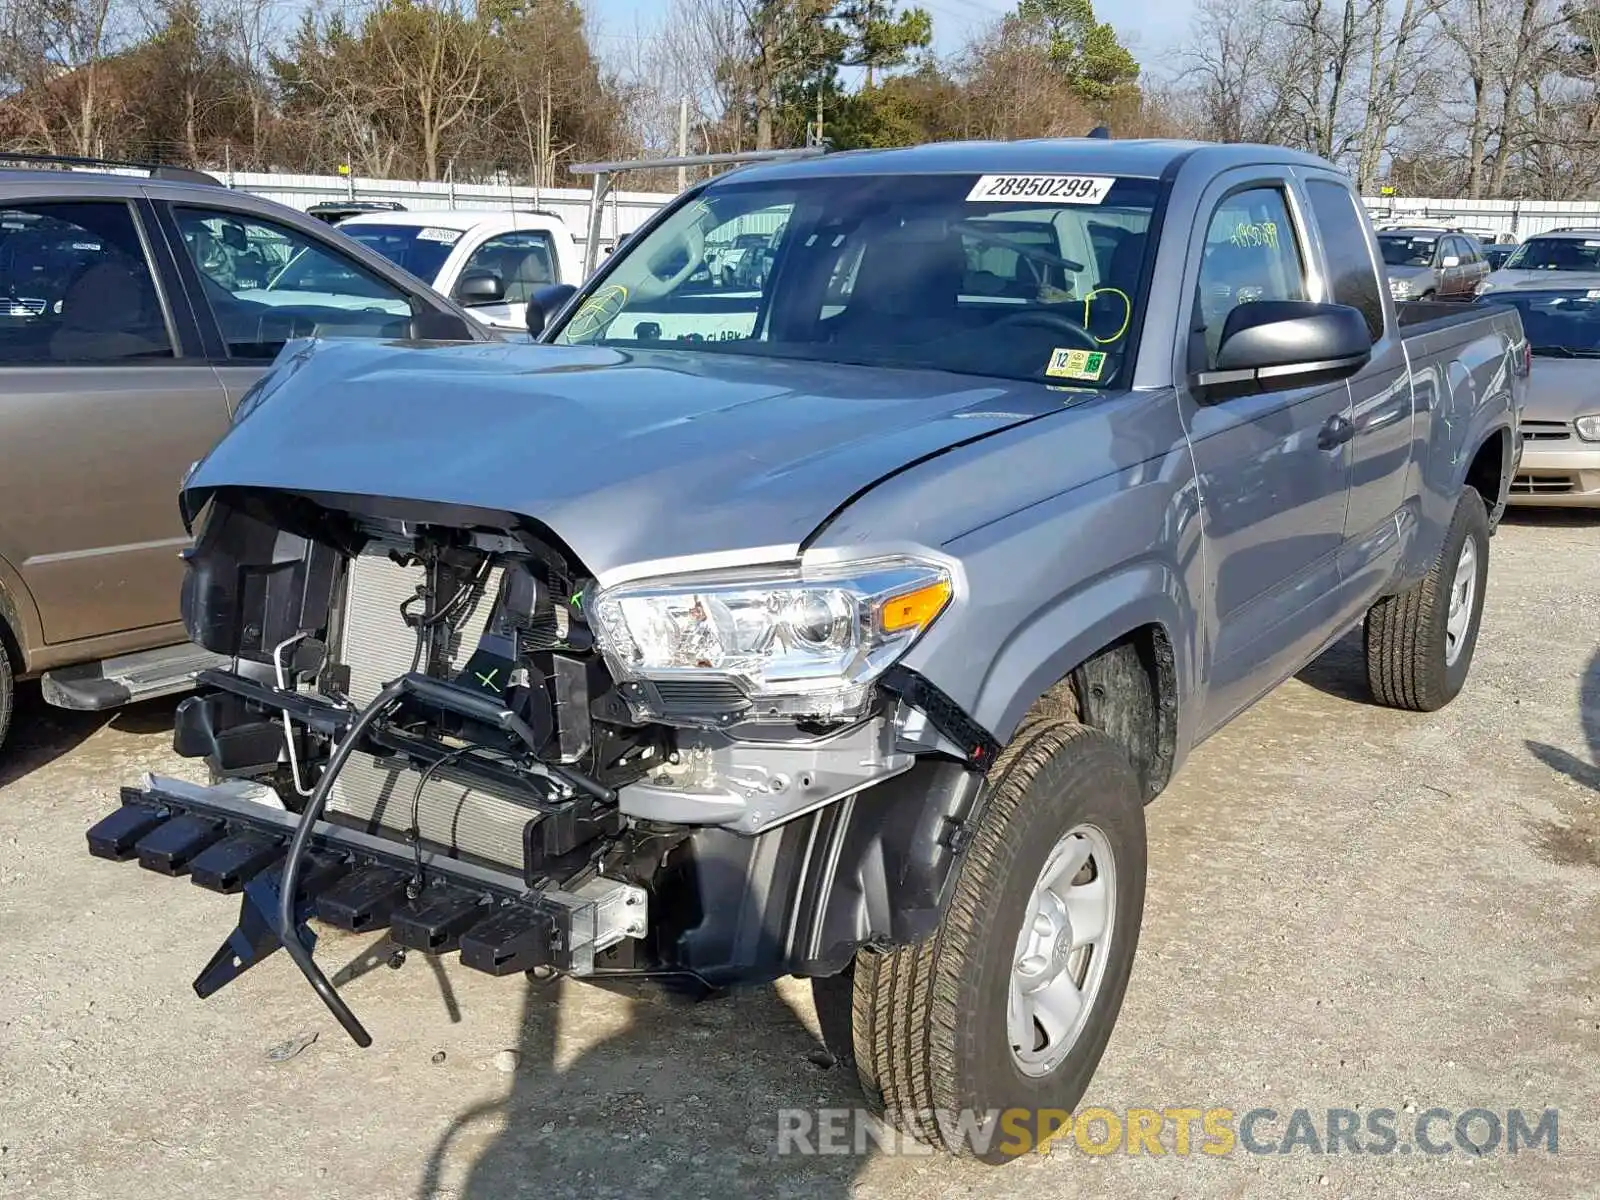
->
xmin=0 ymin=634 xmax=13 ymax=757
xmin=849 ymin=719 xmax=1146 ymax=1161
xmin=1364 ymin=487 xmax=1490 ymax=711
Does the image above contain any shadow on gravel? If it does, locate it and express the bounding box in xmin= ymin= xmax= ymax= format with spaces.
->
xmin=1525 ymin=644 xmax=1600 ymax=797
xmin=418 ymin=979 xmax=866 ymax=1199
xmin=1294 ymin=626 xmax=1370 ymax=704
xmin=0 ymin=685 xmax=181 ymax=789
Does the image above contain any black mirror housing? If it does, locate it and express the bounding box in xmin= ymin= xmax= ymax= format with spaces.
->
xmin=1196 ymin=300 xmax=1372 ymax=396
xmin=455 ymin=269 xmax=505 ymax=305
xmin=527 ymin=283 xmax=578 ymax=338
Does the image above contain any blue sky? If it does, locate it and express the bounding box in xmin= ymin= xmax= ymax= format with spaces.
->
xmin=586 ymin=0 xmax=1200 ymax=74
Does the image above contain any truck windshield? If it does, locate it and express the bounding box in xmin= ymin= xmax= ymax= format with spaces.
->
xmin=1485 ymin=291 xmax=1600 ymax=354
xmin=551 ymin=173 xmax=1163 ymax=389
xmin=1377 ymin=235 xmax=1437 ymax=267
xmin=340 ymin=223 xmax=461 ymax=284
xmin=1504 ymin=237 xmax=1600 ymax=272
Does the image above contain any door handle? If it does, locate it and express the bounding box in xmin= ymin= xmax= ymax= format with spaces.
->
xmin=1318 ymin=414 xmax=1355 ymax=450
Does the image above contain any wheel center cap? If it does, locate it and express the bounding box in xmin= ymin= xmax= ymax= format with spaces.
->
xmin=1051 ymin=927 xmax=1073 ymax=968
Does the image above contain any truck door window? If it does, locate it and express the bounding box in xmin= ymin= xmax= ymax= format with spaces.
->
xmin=0 ymin=201 xmax=173 ymax=364
xmin=1195 ymin=187 xmax=1307 ymax=366
xmin=1305 ymin=179 xmax=1385 ymax=340
xmin=457 ymin=231 xmax=557 ymax=304
xmin=173 ymin=205 xmax=414 ymax=359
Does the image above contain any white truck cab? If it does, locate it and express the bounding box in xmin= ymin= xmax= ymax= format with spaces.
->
xmin=334 ymin=209 xmax=583 ymax=333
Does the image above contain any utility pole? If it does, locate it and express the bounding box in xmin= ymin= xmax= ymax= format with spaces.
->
xmin=815 ymin=86 xmax=823 ymax=146
xmin=677 ymin=97 xmax=690 ymax=191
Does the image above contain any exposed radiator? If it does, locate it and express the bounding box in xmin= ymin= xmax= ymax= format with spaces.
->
xmin=326 ymin=552 xmax=541 ymax=871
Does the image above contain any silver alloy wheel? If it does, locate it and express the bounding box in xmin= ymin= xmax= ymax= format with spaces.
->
xmin=1008 ymin=823 xmax=1116 ymax=1077
xmin=1444 ymin=535 xmax=1479 ymax=668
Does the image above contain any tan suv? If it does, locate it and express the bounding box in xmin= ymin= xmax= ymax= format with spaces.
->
xmin=0 ymin=158 xmax=489 ymax=754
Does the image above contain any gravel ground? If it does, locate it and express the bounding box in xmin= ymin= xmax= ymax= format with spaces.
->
xmin=0 ymin=511 xmax=1595 ymax=1200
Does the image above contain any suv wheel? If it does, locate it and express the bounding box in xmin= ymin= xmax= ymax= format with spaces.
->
xmin=0 ymin=634 xmax=13 ymax=756
xmin=850 ymin=719 xmax=1146 ymax=1161
xmin=1364 ymin=487 xmax=1490 ymax=711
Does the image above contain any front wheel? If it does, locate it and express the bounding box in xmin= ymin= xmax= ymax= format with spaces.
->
xmin=1364 ymin=487 xmax=1490 ymax=711
xmin=850 ymin=720 xmax=1146 ymax=1161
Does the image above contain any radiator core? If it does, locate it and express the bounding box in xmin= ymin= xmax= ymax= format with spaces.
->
xmin=325 ymin=552 xmax=541 ymax=870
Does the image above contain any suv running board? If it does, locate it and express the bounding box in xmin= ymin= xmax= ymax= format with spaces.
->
xmin=41 ymin=643 xmax=232 ymax=711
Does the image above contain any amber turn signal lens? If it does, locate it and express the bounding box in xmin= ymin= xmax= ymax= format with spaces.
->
xmin=879 ymin=577 xmax=952 ymax=633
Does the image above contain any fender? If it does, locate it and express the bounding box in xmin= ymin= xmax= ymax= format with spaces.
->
xmin=0 ymin=548 xmax=42 ymax=673
xmin=964 ymin=559 xmax=1194 ymax=748
xmin=1398 ymin=331 xmax=1520 ymax=583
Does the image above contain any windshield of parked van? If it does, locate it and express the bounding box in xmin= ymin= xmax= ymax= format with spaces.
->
xmin=1377 ymin=234 xmax=1437 ymax=267
xmin=550 ymin=173 xmax=1163 ymax=388
xmin=1484 ymin=290 xmax=1600 ymax=355
xmin=340 ymin=223 xmax=459 ymax=283
xmin=1504 ymin=237 xmax=1600 ymax=272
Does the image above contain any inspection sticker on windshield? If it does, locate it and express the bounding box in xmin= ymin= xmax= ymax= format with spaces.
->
xmin=966 ymin=174 xmax=1114 ymax=204
xmin=1046 ymin=348 xmax=1107 ymax=380
xmin=416 ymin=227 xmax=462 ymax=244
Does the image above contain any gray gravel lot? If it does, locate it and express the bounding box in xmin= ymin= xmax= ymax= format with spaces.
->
xmin=1 ymin=511 xmax=1596 ymax=1200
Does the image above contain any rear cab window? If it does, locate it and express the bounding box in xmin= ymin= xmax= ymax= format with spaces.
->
xmin=1304 ymin=180 xmax=1386 ymax=340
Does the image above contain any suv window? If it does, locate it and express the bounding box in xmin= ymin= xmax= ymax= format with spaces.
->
xmin=173 ymin=205 xmax=414 ymax=359
xmin=0 ymin=201 xmax=173 ymax=364
xmin=457 ymin=231 xmax=556 ymax=305
xmin=1195 ymin=187 xmax=1307 ymax=366
xmin=1305 ymin=180 xmax=1384 ymax=340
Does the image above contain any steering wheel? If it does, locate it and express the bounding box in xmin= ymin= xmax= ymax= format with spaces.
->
xmin=630 ymin=221 xmax=705 ymax=301
xmin=988 ymin=309 xmax=1098 ymax=349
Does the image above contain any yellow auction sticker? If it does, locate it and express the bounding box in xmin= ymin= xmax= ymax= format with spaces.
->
xmin=1046 ymin=348 xmax=1107 ymax=381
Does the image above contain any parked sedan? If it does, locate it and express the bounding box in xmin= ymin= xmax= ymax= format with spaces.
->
xmin=1476 ymin=230 xmax=1600 ymax=298
xmin=1377 ymin=228 xmax=1489 ymax=300
xmin=1477 ymin=288 xmax=1600 ymax=506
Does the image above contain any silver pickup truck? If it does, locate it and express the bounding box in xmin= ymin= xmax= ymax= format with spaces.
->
xmin=89 ymin=139 xmax=1525 ymax=1161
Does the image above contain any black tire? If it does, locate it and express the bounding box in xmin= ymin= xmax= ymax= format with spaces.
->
xmin=850 ymin=719 xmax=1147 ymax=1162
xmin=1364 ymin=487 xmax=1490 ymax=711
xmin=0 ymin=633 xmax=13 ymax=757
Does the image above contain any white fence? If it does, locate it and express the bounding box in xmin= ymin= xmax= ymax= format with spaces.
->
xmin=215 ymin=169 xmax=1600 ymax=246
xmin=223 ymin=170 xmax=678 ymax=251
xmin=1361 ymin=196 xmax=1600 ymax=240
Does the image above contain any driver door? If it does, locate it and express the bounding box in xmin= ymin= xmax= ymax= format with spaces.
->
xmin=1176 ymin=177 xmax=1355 ymax=734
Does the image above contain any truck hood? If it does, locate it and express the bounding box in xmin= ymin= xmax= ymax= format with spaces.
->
xmin=183 ymin=338 xmax=1069 ymax=583
xmin=1523 ymin=356 xmax=1600 ymax=421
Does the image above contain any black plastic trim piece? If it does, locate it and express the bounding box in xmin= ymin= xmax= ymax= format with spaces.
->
xmin=877 ymin=664 xmax=1002 ymax=770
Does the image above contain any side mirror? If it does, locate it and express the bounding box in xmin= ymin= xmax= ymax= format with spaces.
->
xmin=1194 ymin=301 xmax=1372 ymax=397
xmin=406 ymin=307 xmax=475 ymax=342
xmin=526 ymin=282 xmax=578 ymax=337
xmin=1441 ymin=255 xmax=1461 ymax=268
xmin=454 ymin=269 xmax=505 ymax=305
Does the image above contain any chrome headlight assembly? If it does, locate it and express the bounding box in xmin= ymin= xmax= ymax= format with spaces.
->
xmin=1576 ymin=413 xmax=1600 ymax=442
xmin=591 ymin=557 xmax=954 ymax=724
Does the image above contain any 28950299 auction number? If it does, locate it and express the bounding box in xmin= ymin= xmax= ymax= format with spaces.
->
xmin=965 ymin=174 xmax=1115 ymax=204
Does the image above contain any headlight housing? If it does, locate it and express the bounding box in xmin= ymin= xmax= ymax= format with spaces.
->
xmin=591 ymin=556 xmax=954 ymax=724
xmin=1476 ymin=280 xmax=1496 ymax=296
xmin=1576 ymin=413 xmax=1600 ymax=441
xmin=1388 ymin=277 xmax=1414 ymax=299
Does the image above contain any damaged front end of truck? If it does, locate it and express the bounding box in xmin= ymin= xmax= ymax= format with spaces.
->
xmin=86 ymin=342 xmax=1015 ymax=1045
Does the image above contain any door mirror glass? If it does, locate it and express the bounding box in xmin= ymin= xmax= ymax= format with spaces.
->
xmin=1441 ymin=255 xmax=1461 ymax=268
xmin=1195 ymin=300 xmax=1372 ymax=397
